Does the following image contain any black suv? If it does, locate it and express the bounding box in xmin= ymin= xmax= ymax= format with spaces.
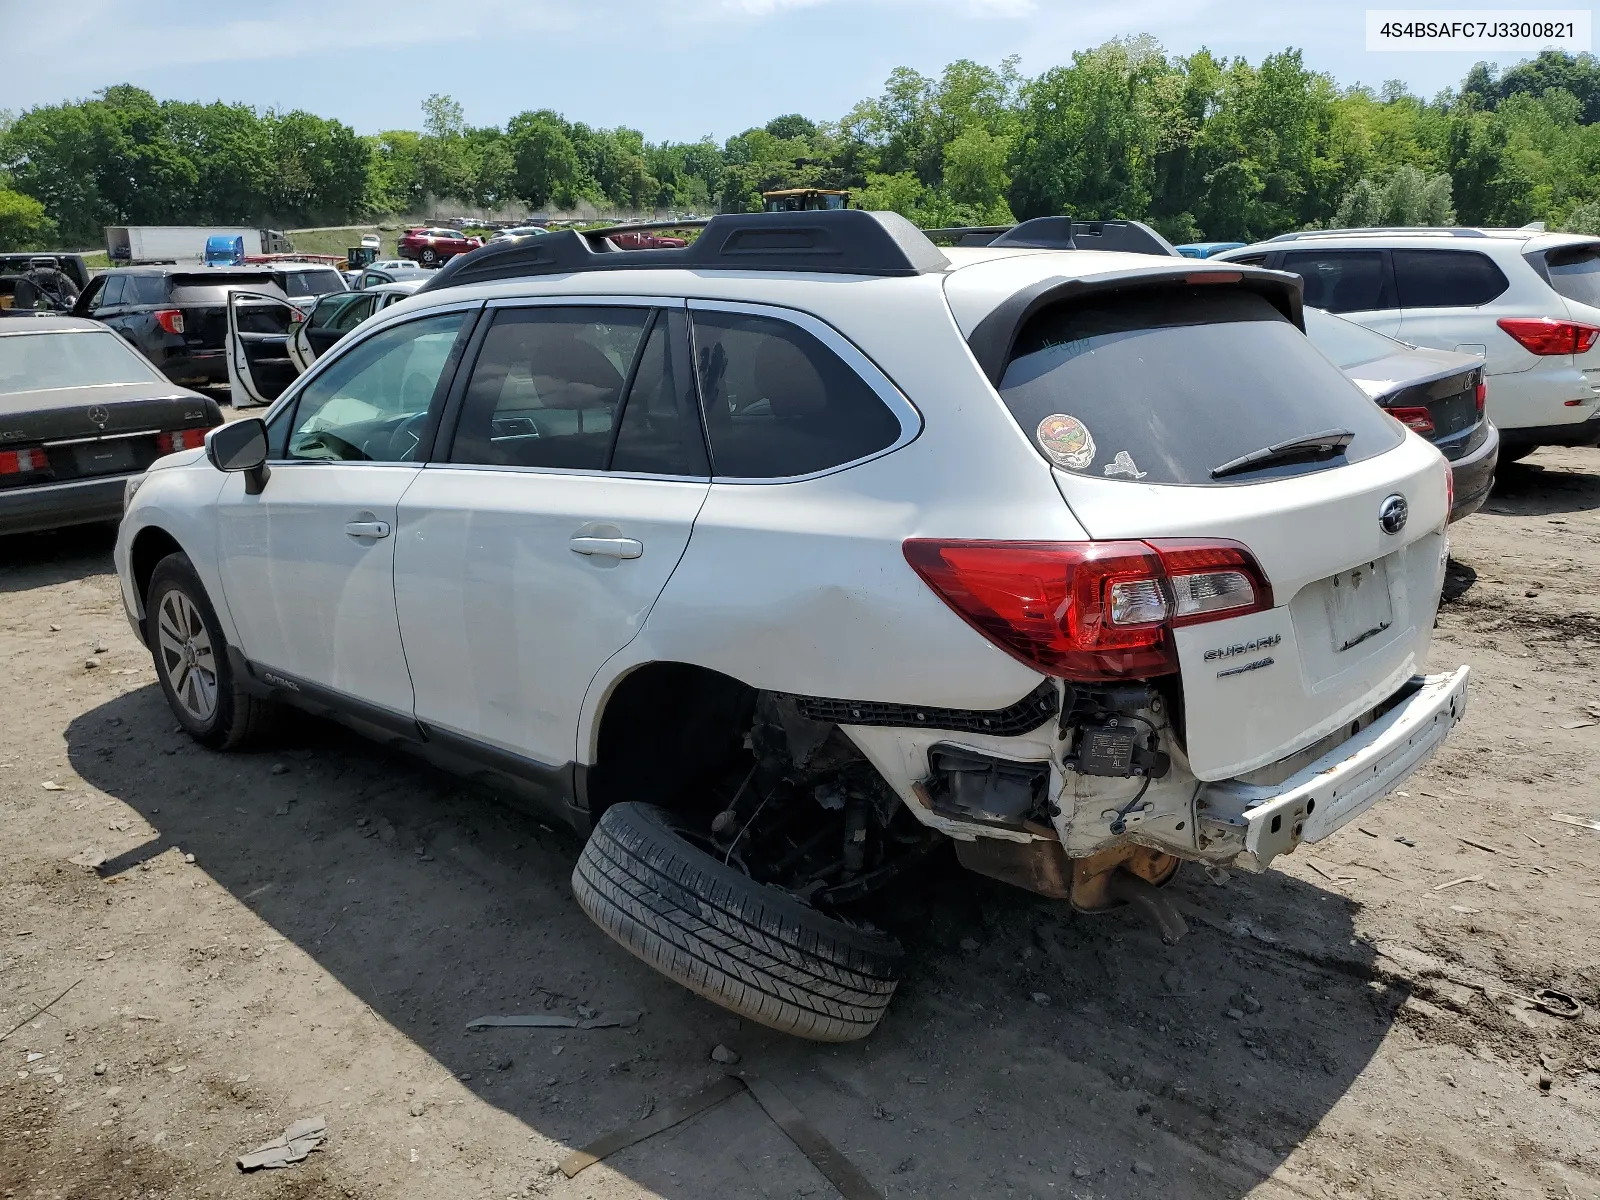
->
xmin=73 ymin=265 xmax=347 ymax=387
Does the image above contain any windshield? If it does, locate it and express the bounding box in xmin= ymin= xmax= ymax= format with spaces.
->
xmin=998 ymin=288 xmax=1403 ymax=485
xmin=1302 ymin=306 xmax=1406 ymax=369
xmin=1542 ymin=244 xmax=1600 ymax=309
xmin=278 ymin=269 xmax=346 ymax=299
xmin=0 ymin=329 xmax=164 ymax=395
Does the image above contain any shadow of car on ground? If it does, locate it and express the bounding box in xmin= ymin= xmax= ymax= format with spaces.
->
xmin=65 ymin=683 xmax=1403 ymax=1198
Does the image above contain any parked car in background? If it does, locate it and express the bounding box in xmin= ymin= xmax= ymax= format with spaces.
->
xmin=397 ymin=228 xmax=482 ymax=267
xmin=604 ymin=228 xmax=689 ymax=249
xmin=1303 ymin=306 xmax=1498 ymax=521
xmin=1175 ymin=242 xmax=1247 ymax=258
xmin=350 ymin=262 xmax=428 ymax=291
xmin=487 ymin=226 xmax=551 ymax=243
xmin=0 ymin=317 xmax=221 ymax=535
xmin=1217 ymin=228 xmax=1600 ymax=458
xmin=285 ymin=280 xmax=425 ymax=373
xmin=361 ymin=233 xmax=382 ymax=251
xmin=74 ymin=265 xmax=346 ymax=388
xmin=118 ymin=211 xmax=1469 ymax=1041
xmin=0 ymin=254 xmax=92 ymax=312
xmin=0 ymin=256 xmax=86 ymax=313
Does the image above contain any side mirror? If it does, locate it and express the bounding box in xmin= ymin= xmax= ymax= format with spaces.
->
xmin=206 ymin=418 xmax=271 ymax=495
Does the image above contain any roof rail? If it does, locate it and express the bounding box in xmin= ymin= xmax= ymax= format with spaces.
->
xmin=924 ymin=218 xmax=1178 ymax=257
xmin=1265 ymin=226 xmax=1493 ymax=242
xmin=417 ymin=210 xmax=950 ymax=292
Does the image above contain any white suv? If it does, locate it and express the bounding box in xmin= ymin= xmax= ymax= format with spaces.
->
xmin=115 ymin=212 xmax=1470 ymax=1041
xmin=1217 ymin=228 xmax=1600 ymax=457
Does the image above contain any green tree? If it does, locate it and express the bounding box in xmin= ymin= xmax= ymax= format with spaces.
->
xmin=0 ymin=186 xmax=54 ymax=251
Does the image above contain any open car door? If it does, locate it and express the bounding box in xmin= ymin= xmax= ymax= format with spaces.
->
xmin=290 ymin=291 xmax=380 ymax=374
xmin=225 ymin=290 xmax=302 ymax=408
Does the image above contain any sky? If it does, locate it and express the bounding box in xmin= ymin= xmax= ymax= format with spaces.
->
xmin=0 ymin=0 xmax=1586 ymax=140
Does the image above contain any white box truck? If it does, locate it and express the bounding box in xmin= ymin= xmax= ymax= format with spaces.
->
xmin=104 ymin=226 xmax=291 ymax=264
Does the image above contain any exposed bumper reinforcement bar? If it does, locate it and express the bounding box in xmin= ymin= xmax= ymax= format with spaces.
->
xmin=1199 ymin=666 xmax=1471 ymax=871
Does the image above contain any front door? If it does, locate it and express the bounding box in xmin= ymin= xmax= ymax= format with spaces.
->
xmin=393 ymin=301 xmax=710 ymax=769
xmin=290 ymin=291 xmax=379 ymax=373
xmin=214 ymin=308 xmax=474 ymax=719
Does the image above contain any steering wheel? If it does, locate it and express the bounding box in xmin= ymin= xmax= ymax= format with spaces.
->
xmin=389 ymin=411 xmax=430 ymax=461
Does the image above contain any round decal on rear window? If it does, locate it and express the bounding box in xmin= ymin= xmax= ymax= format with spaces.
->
xmin=1035 ymin=414 xmax=1096 ymax=470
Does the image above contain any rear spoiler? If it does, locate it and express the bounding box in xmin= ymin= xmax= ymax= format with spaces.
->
xmin=965 ymin=262 xmax=1306 ymax=387
xmin=923 ymin=218 xmax=1179 ymax=257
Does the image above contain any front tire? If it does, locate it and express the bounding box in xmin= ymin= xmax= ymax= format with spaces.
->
xmin=146 ymin=552 xmax=279 ymax=750
xmin=573 ymin=802 xmax=902 ymax=1042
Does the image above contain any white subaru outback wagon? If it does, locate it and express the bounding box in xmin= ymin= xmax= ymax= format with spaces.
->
xmin=116 ymin=211 xmax=1470 ymax=1041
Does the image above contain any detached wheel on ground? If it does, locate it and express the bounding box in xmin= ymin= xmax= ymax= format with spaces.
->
xmin=573 ymin=802 xmax=902 ymax=1042
xmin=146 ymin=552 xmax=280 ymax=750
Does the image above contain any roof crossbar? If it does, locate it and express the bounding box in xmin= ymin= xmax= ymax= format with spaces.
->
xmin=417 ymin=210 xmax=951 ymax=292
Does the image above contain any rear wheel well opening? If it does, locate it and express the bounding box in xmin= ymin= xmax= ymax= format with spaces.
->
xmin=585 ymin=662 xmax=756 ymax=826
xmin=585 ymin=662 xmax=942 ymax=908
xmin=130 ymin=527 xmax=185 ymax=621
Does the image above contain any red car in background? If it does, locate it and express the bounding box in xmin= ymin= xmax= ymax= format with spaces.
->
xmin=606 ymin=229 xmax=688 ymax=249
xmin=397 ymin=227 xmax=483 ymax=267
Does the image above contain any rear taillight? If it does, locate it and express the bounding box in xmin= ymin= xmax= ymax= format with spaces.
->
xmin=1475 ymin=376 xmax=1487 ymax=414
xmin=156 ymin=429 xmax=207 ymax=454
xmin=0 ymin=447 xmax=50 ymax=475
xmin=1496 ymin=316 xmax=1600 ymax=356
xmin=1387 ymin=406 xmax=1436 ymax=436
xmin=1445 ymin=458 xmax=1455 ymax=514
xmin=903 ymin=539 xmax=1273 ymax=682
xmin=154 ymin=309 xmax=185 ymax=335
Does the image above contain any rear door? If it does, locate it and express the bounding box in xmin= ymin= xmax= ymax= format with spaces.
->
xmin=393 ymin=300 xmax=709 ymax=769
xmin=1390 ymin=248 xmax=1509 ymax=366
xmin=1277 ymin=249 xmax=1403 ymax=337
xmin=992 ymin=284 xmax=1446 ymax=780
xmin=226 ymin=291 xmax=300 ymax=407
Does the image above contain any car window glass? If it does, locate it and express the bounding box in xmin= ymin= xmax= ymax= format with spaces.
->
xmin=691 ymin=310 xmax=901 ymax=478
xmin=1279 ymin=251 xmax=1394 ymax=313
xmin=0 ymin=330 xmax=164 ymax=394
xmin=76 ymin=277 xmax=105 ymax=310
xmin=1543 ymin=244 xmax=1600 ymax=307
xmin=1230 ymin=254 xmax=1268 ymax=265
xmin=1302 ymin=306 xmax=1405 ymax=369
xmin=99 ymin=276 xmax=127 ymax=308
xmin=1393 ymin=250 xmax=1508 ymax=308
xmin=611 ymin=311 xmax=709 ymax=476
xmin=129 ymin=276 xmax=168 ymax=304
xmin=285 ymin=311 xmax=466 ymax=463
xmin=997 ymin=288 xmax=1403 ymax=486
xmin=449 ymin=306 xmax=652 ymax=471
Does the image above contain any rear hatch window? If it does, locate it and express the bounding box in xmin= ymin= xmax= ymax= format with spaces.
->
xmin=1539 ymin=243 xmax=1600 ymax=308
xmin=998 ymin=288 xmax=1404 ymax=485
xmin=169 ymin=273 xmax=278 ymax=305
xmin=276 ymin=269 xmax=345 ymax=299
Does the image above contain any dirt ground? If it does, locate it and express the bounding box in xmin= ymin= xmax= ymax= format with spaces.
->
xmin=1 ymin=447 xmax=1598 ymax=1200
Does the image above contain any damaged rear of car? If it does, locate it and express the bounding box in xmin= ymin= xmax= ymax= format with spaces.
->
xmin=569 ymin=248 xmax=1468 ymax=1042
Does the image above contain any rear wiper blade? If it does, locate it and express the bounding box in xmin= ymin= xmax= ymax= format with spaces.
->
xmin=1211 ymin=428 xmax=1355 ymax=479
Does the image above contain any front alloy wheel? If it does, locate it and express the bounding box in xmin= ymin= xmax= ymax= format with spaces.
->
xmin=155 ymin=587 xmax=218 ymax=723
